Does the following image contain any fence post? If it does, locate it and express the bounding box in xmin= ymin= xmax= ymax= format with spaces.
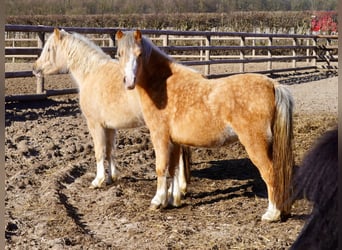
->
xmin=204 ymin=35 xmax=211 ymax=75
xmin=200 ymin=38 xmax=203 ymax=61
xmin=36 ymin=32 xmax=45 ymax=94
xmin=240 ymin=36 xmax=245 ymax=73
xmin=312 ymin=37 xmax=317 ymax=67
xmin=292 ymin=38 xmax=297 ymax=69
xmin=109 ymin=33 xmax=115 ymax=47
xmin=252 ymin=38 xmax=256 ymax=57
xmin=306 ymin=38 xmax=310 ymax=63
xmin=325 ymin=38 xmax=331 ymax=66
xmin=12 ymin=38 xmax=15 ymax=63
xmin=267 ymin=37 xmax=273 ymax=71
xmin=161 ymin=34 xmax=168 ymax=47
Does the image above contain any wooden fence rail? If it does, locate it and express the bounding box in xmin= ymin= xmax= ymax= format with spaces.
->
xmin=5 ymin=24 xmax=338 ymax=102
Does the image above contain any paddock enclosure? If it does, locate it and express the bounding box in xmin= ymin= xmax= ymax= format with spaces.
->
xmin=5 ymin=25 xmax=338 ymax=249
xmin=5 ymin=24 xmax=338 ymax=101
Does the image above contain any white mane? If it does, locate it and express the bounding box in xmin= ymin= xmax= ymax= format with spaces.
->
xmin=61 ymin=31 xmax=114 ymax=74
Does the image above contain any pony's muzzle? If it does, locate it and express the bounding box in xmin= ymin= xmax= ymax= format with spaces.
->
xmin=123 ymin=76 xmax=136 ymax=90
xmin=32 ymin=64 xmax=43 ymax=78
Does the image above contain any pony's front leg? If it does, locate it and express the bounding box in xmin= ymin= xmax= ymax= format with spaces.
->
xmin=91 ymin=159 xmax=105 ymax=188
xmin=105 ymin=129 xmax=120 ymax=185
xmin=150 ymin=140 xmax=171 ymax=210
xmin=150 ymin=175 xmax=168 ymax=210
xmin=87 ymin=122 xmax=106 ymax=188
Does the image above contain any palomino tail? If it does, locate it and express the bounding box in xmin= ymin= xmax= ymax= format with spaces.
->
xmin=273 ymin=84 xmax=294 ymax=216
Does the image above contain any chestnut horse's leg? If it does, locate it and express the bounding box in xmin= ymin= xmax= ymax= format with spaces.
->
xmin=105 ymin=128 xmax=119 ymax=185
xmin=168 ymin=146 xmax=191 ymax=206
xmin=149 ymin=135 xmax=172 ymax=209
xmin=169 ymin=146 xmax=191 ymax=194
xmin=179 ymin=146 xmax=191 ymax=196
xmin=167 ymin=143 xmax=182 ymax=207
xmin=237 ymin=127 xmax=281 ymax=221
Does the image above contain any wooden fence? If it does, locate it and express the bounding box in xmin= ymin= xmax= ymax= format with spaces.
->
xmin=5 ymin=24 xmax=338 ymax=102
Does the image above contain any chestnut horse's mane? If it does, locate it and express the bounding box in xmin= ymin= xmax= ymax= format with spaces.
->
xmin=122 ymin=33 xmax=173 ymax=64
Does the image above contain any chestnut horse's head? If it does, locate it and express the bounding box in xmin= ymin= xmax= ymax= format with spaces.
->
xmin=33 ymin=28 xmax=69 ymax=77
xmin=115 ymin=30 xmax=150 ymax=90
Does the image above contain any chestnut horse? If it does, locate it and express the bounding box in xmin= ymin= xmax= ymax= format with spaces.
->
xmin=33 ymin=28 xmax=191 ymax=194
xmin=115 ymin=30 xmax=294 ymax=222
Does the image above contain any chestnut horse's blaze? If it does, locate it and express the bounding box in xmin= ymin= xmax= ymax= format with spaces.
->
xmin=116 ymin=30 xmax=294 ymax=222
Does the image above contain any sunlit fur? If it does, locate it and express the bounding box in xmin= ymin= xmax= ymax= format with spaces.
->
xmin=33 ymin=29 xmax=191 ymax=192
xmin=116 ymin=30 xmax=294 ymax=221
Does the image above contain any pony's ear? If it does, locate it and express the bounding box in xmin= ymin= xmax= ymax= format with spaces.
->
xmin=134 ymin=30 xmax=142 ymax=42
xmin=116 ymin=30 xmax=124 ymax=40
xmin=54 ymin=28 xmax=62 ymax=41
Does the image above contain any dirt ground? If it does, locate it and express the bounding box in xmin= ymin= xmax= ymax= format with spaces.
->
xmin=5 ymin=63 xmax=338 ymax=249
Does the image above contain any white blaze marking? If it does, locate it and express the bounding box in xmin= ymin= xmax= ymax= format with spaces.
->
xmin=124 ymin=51 xmax=138 ymax=89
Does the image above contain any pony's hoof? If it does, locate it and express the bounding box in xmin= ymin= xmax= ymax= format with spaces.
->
xmin=168 ymin=197 xmax=182 ymax=208
xmin=90 ymin=177 xmax=104 ymax=189
xmin=89 ymin=184 xmax=99 ymax=189
xmin=149 ymin=203 xmax=161 ymax=210
xmin=181 ymin=190 xmax=187 ymax=198
xmin=106 ymin=177 xmax=116 ymax=186
xmin=261 ymin=211 xmax=281 ymax=222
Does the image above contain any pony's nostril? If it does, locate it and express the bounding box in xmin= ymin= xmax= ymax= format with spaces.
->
xmin=32 ymin=65 xmax=42 ymax=77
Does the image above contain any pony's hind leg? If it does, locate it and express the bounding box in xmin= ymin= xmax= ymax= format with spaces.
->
xmin=105 ymin=128 xmax=120 ymax=185
xmin=167 ymin=143 xmax=183 ymax=207
xmin=238 ymin=129 xmax=281 ymax=221
xmin=179 ymin=146 xmax=191 ymax=196
xmin=168 ymin=146 xmax=191 ymax=197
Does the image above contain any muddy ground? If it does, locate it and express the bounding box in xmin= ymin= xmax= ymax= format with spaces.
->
xmin=5 ymin=63 xmax=338 ymax=249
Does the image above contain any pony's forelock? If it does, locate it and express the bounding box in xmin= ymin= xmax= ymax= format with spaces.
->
xmin=119 ymin=31 xmax=172 ymax=64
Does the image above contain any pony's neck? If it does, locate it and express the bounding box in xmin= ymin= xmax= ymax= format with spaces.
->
xmin=63 ymin=35 xmax=109 ymax=83
xmin=136 ymin=47 xmax=173 ymax=110
xmin=143 ymin=47 xmax=172 ymax=82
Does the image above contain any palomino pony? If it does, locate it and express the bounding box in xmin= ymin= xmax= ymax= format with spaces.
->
xmin=33 ymin=28 xmax=191 ymax=194
xmin=291 ymin=128 xmax=337 ymax=249
xmin=115 ymin=30 xmax=294 ymax=222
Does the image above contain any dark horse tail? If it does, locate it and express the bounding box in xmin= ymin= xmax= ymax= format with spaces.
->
xmin=273 ymin=85 xmax=294 ymax=216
